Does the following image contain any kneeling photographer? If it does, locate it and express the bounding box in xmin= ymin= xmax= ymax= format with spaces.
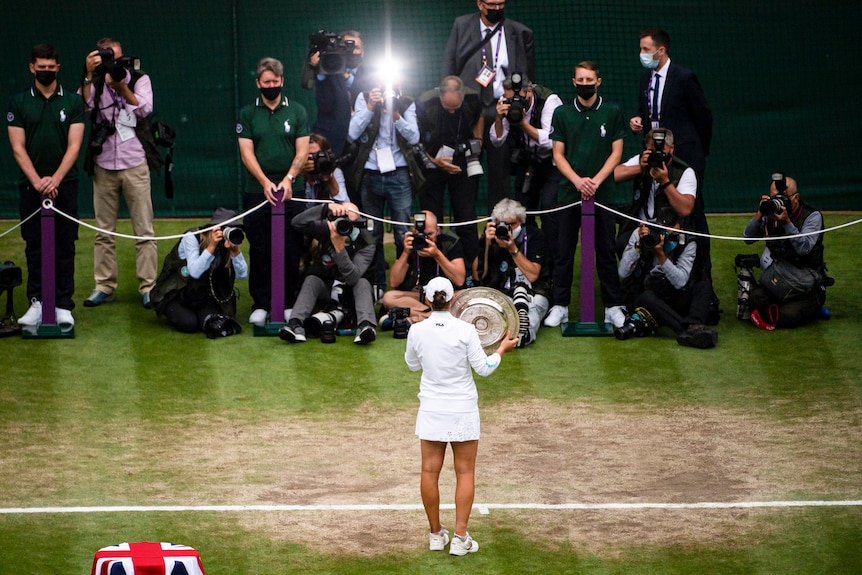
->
xmin=617 ymin=207 xmax=716 ymax=348
xmin=380 ymin=210 xmax=467 ymax=333
xmin=739 ymin=173 xmax=831 ymax=330
xmin=301 ymin=133 xmax=349 ymax=206
xmin=473 ymin=199 xmax=550 ymax=348
xmin=279 ymin=202 xmax=377 ymax=344
xmin=149 ymin=208 xmax=247 ymax=338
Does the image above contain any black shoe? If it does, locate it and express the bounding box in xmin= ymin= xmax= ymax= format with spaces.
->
xmin=354 ymin=321 xmax=376 ymax=344
xmin=278 ymin=321 xmax=306 ymax=343
xmin=677 ymin=326 xmax=717 ymax=349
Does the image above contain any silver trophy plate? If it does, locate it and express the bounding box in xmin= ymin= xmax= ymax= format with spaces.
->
xmin=450 ymin=287 xmax=519 ymax=354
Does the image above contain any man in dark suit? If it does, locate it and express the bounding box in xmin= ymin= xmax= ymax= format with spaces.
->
xmin=630 ymin=27 xmax=714 ymax=274
xmin=442 ymin=0 xmax=534 ymax=214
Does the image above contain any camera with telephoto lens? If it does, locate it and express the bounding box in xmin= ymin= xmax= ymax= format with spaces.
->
xmin=89 ymin=121 xmax=116 ymax=155
xmin=411 ymin=213 xmax=428 ymax=250
xmin=412 ymin=143 xmax=436 ymax=171
xmin=309 ymin=149 xmax=336 ymax=177
xmin=613 ymin=307 xmax=658 ymax=340
xmin=505 ymin=73 xmax=527 ymax=124
xmin=647 ymin=130 xmax=670 ymax=168
xmin=221 ymin=226 xmax=244 ymax=245
xmin=760 ymin=193 xmax=790 ymax=216
xmin=458 ymin=138 xmax=484 ymax=177
xmin=308 ymin=30 xmax=356 ymax=75
xmin=388 ymin=306 xmax=410 ymax=339
xmin=305 ymin=308 xmax=345 ymax=343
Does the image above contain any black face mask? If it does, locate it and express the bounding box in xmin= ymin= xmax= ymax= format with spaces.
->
xmin=485 ymin=8 xmax=504 ymax=24
xmin=260 ymin=86 xmax=282 ymax=101
xmin=575 ymin=84 xmax=597 ymax=99
xmin=35 ymin=70 xmax=57 ymax=87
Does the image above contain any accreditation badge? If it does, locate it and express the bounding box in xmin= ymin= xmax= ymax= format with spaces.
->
xmin=475 ymin=65 xmax=495 ymax=87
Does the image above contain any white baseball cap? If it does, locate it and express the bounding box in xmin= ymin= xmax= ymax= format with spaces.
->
xmin=424 ymin=276 xmax=454 ymax=302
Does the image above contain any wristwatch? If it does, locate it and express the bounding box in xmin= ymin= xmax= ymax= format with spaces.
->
xmin=82 ymin=77 xmax=92 ymax=86
xmin=286 ymin=174 xmax=296 ymax=184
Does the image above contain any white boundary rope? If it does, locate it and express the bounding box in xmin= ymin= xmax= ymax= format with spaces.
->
xmin=2 ymin=198 xmax=861 ymax=245
xmin=2 ymin=500 xmax=860 ymax=515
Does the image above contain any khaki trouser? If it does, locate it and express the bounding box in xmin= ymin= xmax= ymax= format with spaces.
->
xmin=93 ymin=162 xmax=157 ymax=294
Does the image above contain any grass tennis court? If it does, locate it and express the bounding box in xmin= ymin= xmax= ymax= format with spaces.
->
xmin=1 ymin=213 xmax=861 ymax=574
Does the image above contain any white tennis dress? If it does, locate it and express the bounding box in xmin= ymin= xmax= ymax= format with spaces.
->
xmin=405 ymin=311 xmax=502 ymax=442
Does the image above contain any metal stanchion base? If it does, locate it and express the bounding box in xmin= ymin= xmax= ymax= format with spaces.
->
xmin=21 ymin=324 xmax=75 ymax=339
xmin=253 ymin=321 xmax=288 ymax=337
xmin=561 ymin=321 xmax=614 ymax=337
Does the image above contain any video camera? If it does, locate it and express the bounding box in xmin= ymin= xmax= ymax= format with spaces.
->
xmin=411 ymin=213 xmax=429 ymax=250
xmin=95 ymin=46 xmax=140 ymax=82
xmin=504 ymin=73 xmax=528 ymax=124
xmin=309 ymin=30 xmax=356 ymax=75
xmin=647 ymin=130 xmax=671 ymax=169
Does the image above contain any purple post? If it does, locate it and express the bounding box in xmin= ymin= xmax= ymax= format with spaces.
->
xmin=579 ymin=198 xmax=596 ymax=323
xmin=269 ymin=191 xmax=286 ymax=323
xmin=40 ymin=203 xmax=57 ymax=325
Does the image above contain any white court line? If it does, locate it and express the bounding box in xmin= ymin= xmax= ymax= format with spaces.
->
xmin=2 ymin=500 xmax=861 ymax=515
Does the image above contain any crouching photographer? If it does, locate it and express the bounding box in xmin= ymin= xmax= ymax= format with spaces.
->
xmin=149 ymin=208 xmax=247 ymax=338
xmin=473 ymin=199 xmax=550 ymax=348
xmin=279 ymin=202 xmax=377 ymax=344
xmin=380 ymin=210 xmax=467 ymax=334
xmin=617 ymin=207 xmax=716 ymax=348
xmin=739 ymin=173 xmax=832 ymax=330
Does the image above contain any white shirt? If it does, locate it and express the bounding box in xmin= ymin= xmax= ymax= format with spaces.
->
xmin=179 ymin=232 xmax=248 ymax=280
xmin=405 ymin=311 xmax=501 ymax=413
xmin=478 ymin=21 xmax=509 ymax=99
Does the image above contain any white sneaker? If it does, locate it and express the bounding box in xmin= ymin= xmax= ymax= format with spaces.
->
xmin=55 ymin=308 xmax=74 ymax=329
xmin=605 ymin=305 xmax=627 ymax=329
xmin=449 ymin=532 xmax=479 ymax=556
xmin=18 ymin=298 xmax=42 ymax=326
xmin=249 ymin=308 xmax=268 ymax=326
xmin=429 ymin=528 xmax=449 ymax=551
xmin=543 ymin=305 xmax=568 ymax=327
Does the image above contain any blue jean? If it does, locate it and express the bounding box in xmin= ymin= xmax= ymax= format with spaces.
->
xmin=360 ymin=168 xmax=413 ymax=286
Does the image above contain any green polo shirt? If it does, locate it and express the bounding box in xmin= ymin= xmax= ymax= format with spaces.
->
xmin=7 ymin=83 xmax=85 ymax=184
xmin=237 ymin=95 xmax=308 ymax=193
xmin=550 ymin=96 xmax=624 ymax=204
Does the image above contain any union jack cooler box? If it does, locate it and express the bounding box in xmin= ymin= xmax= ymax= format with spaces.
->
xmin=91 ymin=542 xmax=206 ymax=575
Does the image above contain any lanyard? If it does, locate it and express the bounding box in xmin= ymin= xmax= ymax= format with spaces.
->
xmin=481 ymin=27 xmax=503 ymax=71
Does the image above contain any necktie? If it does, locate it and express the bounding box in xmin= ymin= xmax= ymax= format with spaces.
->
xmin=651 ymin=73 xmax=661 ymax=123
xmin=481 ymin=28 xmax=495 ymax=107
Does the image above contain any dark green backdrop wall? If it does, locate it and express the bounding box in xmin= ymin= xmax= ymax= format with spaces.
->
xmin=2 ymin=0 xmax=861 ymax=220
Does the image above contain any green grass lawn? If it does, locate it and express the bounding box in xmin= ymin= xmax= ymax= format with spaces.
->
xmin=1 ymin=213 xmax=861 ymax=574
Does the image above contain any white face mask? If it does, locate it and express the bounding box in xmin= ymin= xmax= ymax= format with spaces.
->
xmin=640 ymin=51 xmax=659 ymax=70
xmin=511 ymin=225 xmax=523 ymax=242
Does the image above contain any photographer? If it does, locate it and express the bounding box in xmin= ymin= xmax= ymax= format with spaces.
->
xmin=490 ymin=73 xmax=563 ymax=234
xmin=301 ymin=30 xmax=369 ymax=160
xmin=381 ymin=210 xmax=467 ymax=327
xmin=618 ymin=207 xmax=716 ymax=348
xmin=279 ymin=202 xmax=377 ymax=344
xmin=740 ymin=174 xmax=829 ymax=330
xmin=149 ymin=208 xmax=247 ymax=338
xmin=473 ymin=199 xmax=550 ymax=347
xmin=301 ymin=133 xmax=349 ymax=206
xmin=81 ymin=37 xmax=158 ymax=310
xmin=347 ymin=74 xmax=421 ymax=292
xmin=415 ymin=75 xmax=485 ymax=271
xmin=613 ymin=128 xmax=697 ymax=256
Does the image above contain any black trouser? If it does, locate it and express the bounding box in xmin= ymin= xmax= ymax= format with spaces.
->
xmin=636 ymin=278 xmax=713 ymax=334
xmin=242 ymin=193 xmax=304 ymax=310
xmin=482 ymin=111 xmax=511 ymax=213
xmin=692 ymin=168 xmax=711 ymax=276
xmin=163 ymin=298 xmax=224 ymax=333
xmin=19 ymin=181 xmax=79 ymax=310
xmin=552 ymin=202 xmax=624 ymax=309
xmin=419 ymin=169 xmax=479 ymax=268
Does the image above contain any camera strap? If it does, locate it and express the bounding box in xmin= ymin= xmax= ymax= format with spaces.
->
xmin=458 ymin=20 xmax=505 ymax=74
